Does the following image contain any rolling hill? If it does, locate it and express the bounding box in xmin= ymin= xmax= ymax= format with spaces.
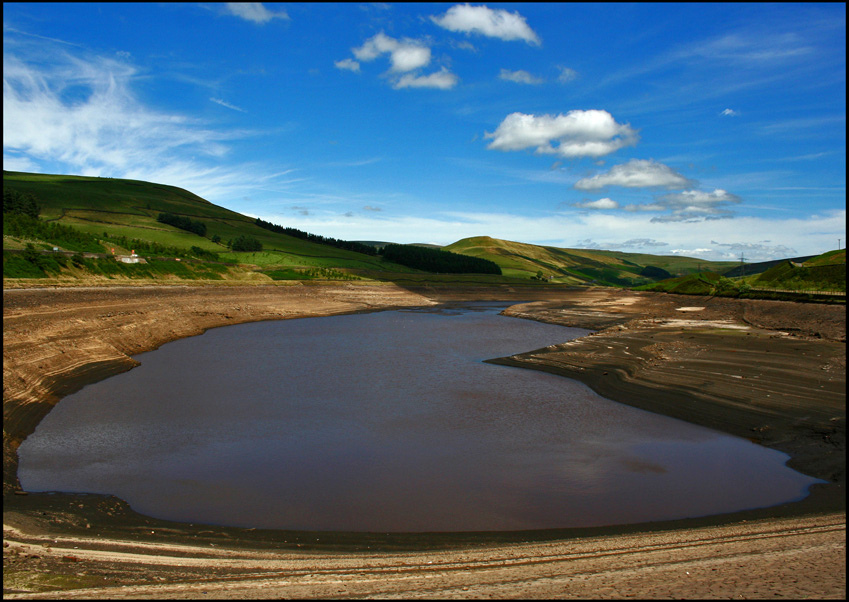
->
xmin=443 ymin=236 xmax=737 ymax=287
xmin=2 ymin=171 xmax=412 ymax=280
xmin=747 ymin=250 xmax=846 ymax=292
xmin=3 ymin=171 xmax=837 ymax=293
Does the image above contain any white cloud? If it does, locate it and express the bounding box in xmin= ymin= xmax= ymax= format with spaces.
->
xmin=710 ymin=240 xmax=798 ymax=259
xmin=3 ymin=152 xmax=39 ymax=172
xmin=348 ymin=33 xmax=456 ymax=90
xmin=557 ymin=67 xmax=578 ymax=83
xmin=334 ymin=58 xmax=361 ymax=72
xmin=575 ymin=238 xmax=669 ymax=250
xmin=573 ymin=198 xmax=619 ymax=210
xmin=268 ymin=208 xmax=844 ymax=262
xmin=2 ymin=43 xmax=278 ymax=204
xmin=485 ymin=110 xmax=639 ymax=158
xmin=647 ymin=188 xmax=743 ymax=222
xmin=431 ymin=4 xmax=541 ymax=45
xmin=499 ymin=69 xmax=543 ymax=85
xmin=623 ymin=203 xmax=667 ymax=212
xmin=224 ymin=3 xmax=289 ymax=24
xmin=353 ymin=32 xmax=431 ymax=73
xmin=574 ymin=159 xmax=694 ymax=190
xmin=720 ymin=108 xmax=740 ymax=117
xmin=210 ymin=97 xmax=247 ymax=113
xmin=393 ymin=68 xmax=459 ymax=90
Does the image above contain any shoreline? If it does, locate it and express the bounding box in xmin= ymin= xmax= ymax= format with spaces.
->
xmin=4 ymin=283 xmax=845 ymax=597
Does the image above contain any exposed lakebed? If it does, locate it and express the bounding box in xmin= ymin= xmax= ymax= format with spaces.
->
xmin=18 ymin=302 xmax=821 ymax=532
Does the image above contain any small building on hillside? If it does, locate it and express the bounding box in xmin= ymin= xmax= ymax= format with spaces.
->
xmin=117 ymin=251 xmax=146 ymax=264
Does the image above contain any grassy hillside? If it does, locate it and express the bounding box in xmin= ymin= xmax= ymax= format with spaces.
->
xmin=5 ymin=171 xmax=831 ymax=292
xmin=444 ymin=236 xmax=736 ymax=287
xmin=3 ymin=171 xmax=415 ymax=281
xmin=746 ymin=251 xmax=845 ymax=292
xmin=636 ymin=250 xmax=845 ymax=301
xmin=635 ymin=271 xmax=735 ymax=296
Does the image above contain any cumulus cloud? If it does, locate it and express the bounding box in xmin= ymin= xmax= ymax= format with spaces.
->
xmin=393 ymin=67 xmax=459 ymax=90
xmin=431 ymin=4 xmax=541 ymax=45
xmin=224 ymin=3 xmax=289 ymax=24
xmin=334 ymin=58 xmax=360 ymax=72
xmin=348 ymin=33 xmax=457 ymax=90
xmin=499 ymin=69 xmax=543 ymax=84
xmin=353 ymin=32 xmax=431 ymax=73
xmin=574 ymin=159 xmax=694 ymax=190
xmin=573 ymin=198 xmax=619 ymax=210
xmin=485 ymin=110 xmax=639 ymax=159
xmin=720 ymin=108 xmax=740 ymax=117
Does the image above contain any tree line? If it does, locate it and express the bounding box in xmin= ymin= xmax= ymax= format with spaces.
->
xmin=379 ymin=243 xmax=502 ymax=275
xmin=157 ymin=212 xmax=207 ymax=237
xmin=3 ymin=188 xmax=41 ymax=219
xmin=254 ymin=218 xmax=378 ymax=256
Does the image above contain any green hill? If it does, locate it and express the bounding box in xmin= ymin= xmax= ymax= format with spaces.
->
xmin=3 ymin=171 xmax=415 ymax=281
xmin=444 ymin=236 xmax=736 ymax=287
xmin=635 ymin=271 xmax=733 ymax=296
xmin=5 ymin=171 xmax=832 ymax=292
xmin=635 ymin=250 xmax=845 ymax=300
xmin=749 ymin=251 xmax=845 ymax=292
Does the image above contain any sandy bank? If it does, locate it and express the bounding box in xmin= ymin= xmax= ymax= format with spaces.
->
xmin=3 ymin=283 xmax=845 ymax=598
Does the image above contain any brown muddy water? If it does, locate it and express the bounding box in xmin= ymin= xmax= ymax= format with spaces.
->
xmin=17 ymin=302 xmax=822 ymax=533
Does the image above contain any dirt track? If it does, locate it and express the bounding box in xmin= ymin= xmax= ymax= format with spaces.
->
xmin=3 ymin=283 xmax=846 ymax=598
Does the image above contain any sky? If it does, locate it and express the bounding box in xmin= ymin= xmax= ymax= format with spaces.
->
xmin=3 ymin=2 xmax=846 ymax=262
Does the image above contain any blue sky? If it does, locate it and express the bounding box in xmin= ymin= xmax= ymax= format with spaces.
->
xmin=3 ymin=2 xmax=845 ymax=261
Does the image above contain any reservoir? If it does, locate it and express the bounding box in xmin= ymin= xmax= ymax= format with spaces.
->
xmin=18 ymin=302 xmax=821 ymax=532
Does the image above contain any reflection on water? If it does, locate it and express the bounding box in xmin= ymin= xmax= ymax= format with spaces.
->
xmin=18 ymin=302 xmax=821 ymax=532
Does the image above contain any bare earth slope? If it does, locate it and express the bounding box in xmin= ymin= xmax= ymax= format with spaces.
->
xmin=3 ymin=284 xmax=845 ymax=598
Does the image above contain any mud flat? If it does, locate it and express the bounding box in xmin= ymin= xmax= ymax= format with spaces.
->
xmin=3 ymin=283 xmax=845 ymax=598
xmin=490 ymin=290 xmax=845 ymax=509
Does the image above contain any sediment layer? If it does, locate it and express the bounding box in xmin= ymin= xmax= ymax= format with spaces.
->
xmin=3 ymin=283 xmax=845 ymax=598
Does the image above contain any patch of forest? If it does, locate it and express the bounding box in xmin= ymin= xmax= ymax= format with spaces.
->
xmin=380 ymin=243 xmax=502 ymax=275
xmin=254 ymin=218 xmax=378 ymax=256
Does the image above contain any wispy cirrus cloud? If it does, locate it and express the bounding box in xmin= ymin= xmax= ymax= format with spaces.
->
xmin=2 ymin=33 xmax=284 ymax=204
xmin=210 ymin=97 xmax=247 ymax=112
